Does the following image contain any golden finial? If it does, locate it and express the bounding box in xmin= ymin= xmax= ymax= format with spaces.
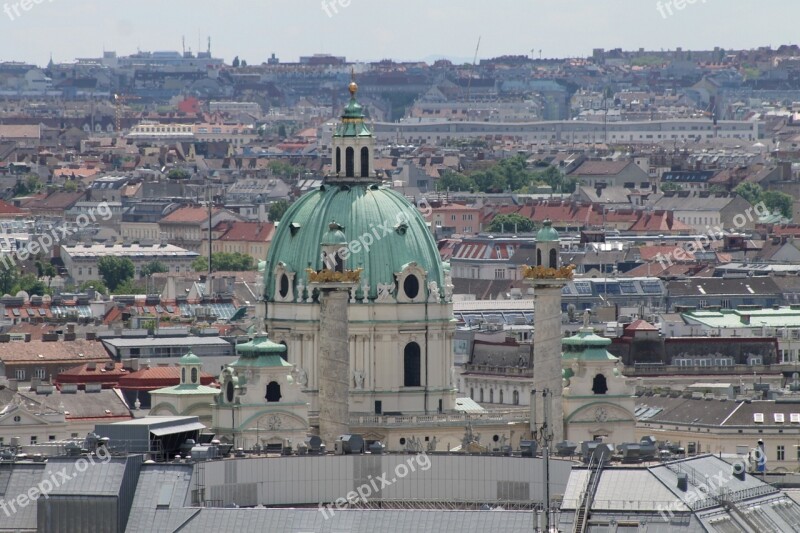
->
xmin=349 ymin=68 xmax=358 ymax=96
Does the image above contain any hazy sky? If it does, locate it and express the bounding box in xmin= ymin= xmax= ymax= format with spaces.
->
xmin=1 ymin=0 xmax=798 ymax=66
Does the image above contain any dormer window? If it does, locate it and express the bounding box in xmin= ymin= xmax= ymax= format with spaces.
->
xmin=396 ymin=262 xmax=428 ymax=303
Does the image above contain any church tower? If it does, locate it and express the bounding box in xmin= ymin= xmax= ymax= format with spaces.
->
xmin=526 ymin=219 xmax=569 ymax=444
xmin=562 ymin=324 xmax=636 ymax=445
xmin=330 ymin=77 xmax=375 ymax=182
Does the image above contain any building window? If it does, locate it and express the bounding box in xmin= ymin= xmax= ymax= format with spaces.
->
xmin=226 ymin=380 xmax=235 ymax=403
xmin=592 ymin=374 xmax=608 ymax=395
xmin=499 ymin=390 xmax=504 ymax=404
xmin=30 ymin=436 xmax=37 ymax=445
xmin=279 ymin=274 xmax=290 ymax=299
xmin=549 ymin=249 xmax=558 ymax=269
xmin=335 ymin=148 xmax=341 ymax=174
xmin=34 ymin=368 xmax=46 ymax=380
xmin=777 ymin=445 xmax=785 ymax=461
xmin=404 ymin=342 xmax=421 ymax=387
xmin=403 ymin=275 xmax=420 ymax=300
xmin=14 ymin=369 xmax=25 ymax=380
xmin=345 ymin=147 xmax=355 ymax=177
xmin=181 ymin=368 xmax=186 ymax=383
xmin=489 ymin=389 xmax=494 ymax=403
xmin=265 ymin=381 xmax=282 ymax=402
xmin=49 ymin=435 xmax=56 ymax=441
xmin=494 ymin=268 xmax=505 ymax=279
xmin=480 ymin=388 xmax=484 ymax=402
xmin=360 ymin=147 xmax=369 ymax=177
xmin=191 ymin=368 xmax=198 ymax=384
xmin=513 ymin=390 xmax=519 ymax=405
xmin=470 ymin=387 xmax=474 ymax=400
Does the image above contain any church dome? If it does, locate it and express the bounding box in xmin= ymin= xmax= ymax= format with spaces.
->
xmin=264 ymin=183 xmax=444 ymax=302
xmin=536 ymin=219 xmax=559 ymax=242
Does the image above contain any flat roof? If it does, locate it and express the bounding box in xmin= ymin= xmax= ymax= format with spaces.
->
xmin=101 ymin=336 xmax=232 ymax=348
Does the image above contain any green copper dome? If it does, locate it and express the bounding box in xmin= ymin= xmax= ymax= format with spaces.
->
xmin=562 ymin=329 xmax=618 ymax=362
xmin=236 ymin=335 xmax=287 ymax=358
xmin=321 ymin=222 xmax=348 ymax=246
xmin=334 ymin=81 xmax=372 ymax=138
xmin=536 ymin=219 xmax=559 ymax=243
xmin=264 ymin=183 xmax=445 ymax=302
xmin=179 ymin=351 xmax=203 ymax=365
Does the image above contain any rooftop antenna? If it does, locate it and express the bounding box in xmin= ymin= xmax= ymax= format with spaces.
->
xmin=182 ymin=36 xmax=185 ymax=56
xmin=207 ymin=36 xmax=211 ymax=56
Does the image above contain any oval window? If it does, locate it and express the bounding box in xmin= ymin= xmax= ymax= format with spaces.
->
xmin=191 ymin=368 xmax=198 ymax=384
xmin=403 ymin=275 xmax=419 ymax=299
xmin=279 ymin=273 xmax=290 ymax=299
xmin=226 ymin=380 xmax=235 ymax=403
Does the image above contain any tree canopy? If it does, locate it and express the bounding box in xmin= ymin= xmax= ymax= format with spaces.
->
xmin=487 ymin=213 xmax=535 ymax=233
xmin=734 ymin=182 xmax=793 ymax=220
xmin=98 ymin=256 xmax=135 ymax=292
xmin=193 ymin=252 xmax=254 ymax=272
xmin=435 ymin=156 xmax=573 ymax=194
xmin=140 ymin=261 xmax=169 ymax=278
xmin=269 ymin=200 xmax=290 ymax=222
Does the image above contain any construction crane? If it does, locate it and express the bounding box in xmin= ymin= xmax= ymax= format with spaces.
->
xmin=465 ymin=36 xmax=481 ymax=120
xmin=113 ymin=94 xmax=141 ymax=133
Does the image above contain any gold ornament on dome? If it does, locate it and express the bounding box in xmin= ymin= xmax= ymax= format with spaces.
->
xmin=306 ymin=268 xmax=363 ymax=283
xmin=522 ymin=264 xmax=576 ymax=281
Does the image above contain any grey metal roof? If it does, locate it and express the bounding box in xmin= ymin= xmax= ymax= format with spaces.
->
xmin=142 ymin=508 xmax=538 ymax=533
xmin=0 ymin=463 xmax=44 ymax=531
xmin=101 ymin=336 xmax=232 ymax=348
xmin=44 ymin=457 xmax=129 ymax=496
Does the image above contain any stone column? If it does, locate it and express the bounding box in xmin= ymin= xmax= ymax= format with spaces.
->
xmin=315 ymin=282 xmax=354 ymax=448
xmin=530 ymin=280 xmax=565 ymax=444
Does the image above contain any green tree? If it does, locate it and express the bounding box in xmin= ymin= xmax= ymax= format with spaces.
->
xmin=13 ymin=274 xmax=48 ymax=296
xmin=112 ymin=278 xmax=146 ymax=295
xmin=13 ymin=174 xmax=41 ymax=197
xmin=268 ymin=161 xmax=298 ymax=179
xmin=268 ymin=200 xmax=290 ymax=222
xmin=0 ymin=264 xmax=18 ymax=294
xmin=436 ymin=171 xmax=475 ymax=192
xmin=193 ymin=252 xmax=254 ymax=272
xmin=661 ymin=182 xmax=683 ymax=192
xmin=734 ymin=182 xmax=763 ymax=205
xmin=487 ymin=213 xmax=535 ymax=233
xmin=98 ymin=256 xmax=135 ymax=292
xmin=762 ymin=191 xmax=794 ymax=220
xmin=708 ymin=184 xmax=728 ymax=195
xmin=63 ymin=180 xmax=78 ymax=192
xmin=167 ymin=168 xmax=190 ymax=180
xmin=79 ymin=279 xmax=108 ymax=295
xmin=140 ymin=261 xmax=168 ymax=278
xmin=277 ymin=124 xmax=287 ymax=138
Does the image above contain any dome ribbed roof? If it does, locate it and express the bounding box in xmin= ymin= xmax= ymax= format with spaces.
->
xmin=264 ymin=184 xmax=444 ymax=302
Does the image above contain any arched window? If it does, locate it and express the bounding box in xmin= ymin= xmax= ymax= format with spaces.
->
xmin=489 ymin=389 xmax=494 ymax=403
xmin=335 ymin=147 xmax=341 ymax=174
xmin=360 ymin=147 xmax=370 ymax=177
xmin=266 ymin=381 xmax=282 ymax=402
xmin=592 ymin=373 xmax=608 ymax=395
xmin=513 ymin=390 xmax=519 ymax=405
xmin=404 ymin=342 xmax=421 ymax=387
xmin=536 ymin=249 xmax=542 ymax=266
xmin=226 ymin=380 xmax=235 ymax=403
xmin=479 ymin=388 xmax=484 ymax=402
xmin=181 ymin=368 xmax=186 ymax=383
xmin=499 ymin=390 xmax=504 ymax=404
xmin=470 ymin=387 xmax=474 ymax=400
xmin=279 ymin=341 xmax=288 ymax=362
xmin=191 ymin=368 xmax=198 ymax=384
xmin=549 ymin=248 xmax=558 ymax=269
xmin=345 ymin=147 xmax=355 ymax=177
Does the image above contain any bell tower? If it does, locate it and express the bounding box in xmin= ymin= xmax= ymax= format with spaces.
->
xmin=329 ymin=74 xmax=375 ymax=182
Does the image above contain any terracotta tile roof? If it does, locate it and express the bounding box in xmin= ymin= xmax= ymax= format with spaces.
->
xmin=569 ymin=160 xmax=632 ymax=176
xmin=0 ymin=200 xmax=26 ymax=216
xmin=160 ymin=206 xmax=218 ymax=224
xmin=117 ymin=365 xmax=216 ymax=390
xmin=0 ymin=339 xmax=110 ymax=362
xmin=20 ymin=191 xmax=86 ymax=211
xmin=217 ymin=221 xmax=274 ymax=243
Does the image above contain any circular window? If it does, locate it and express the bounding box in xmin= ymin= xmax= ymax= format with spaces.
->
xmin=399 ymin=437 xmax=406 ymax=446
xmin=403 ymin=275 xmax=419 ymax=299
xmin=279 ymin=273 xmax=290 ymax=299
xmin=191 ymin=368 xmax=198 ymax=384
xmin=226 ymin=380 xmax=235 ymax=403
xmin=493 ymin=435 xmax=500 ymax=442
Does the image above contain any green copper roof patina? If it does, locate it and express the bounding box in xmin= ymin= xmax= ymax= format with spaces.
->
xmin=562 ymin=329 xmax=618 ymax=362
xmin=334 ymin=81 xmax=372 ymax=138
xmin=264 ymin=184 xmax=445 ymax=303
xmin=179 ymin=351 xmax=203 ymax=366
xmin=536 ymin=219 xmax=559 ymax=243
xmin=236 ymin=335 xmax=288 ymax=359
xmin=321 ymin=221 xmax=348 ymax=246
